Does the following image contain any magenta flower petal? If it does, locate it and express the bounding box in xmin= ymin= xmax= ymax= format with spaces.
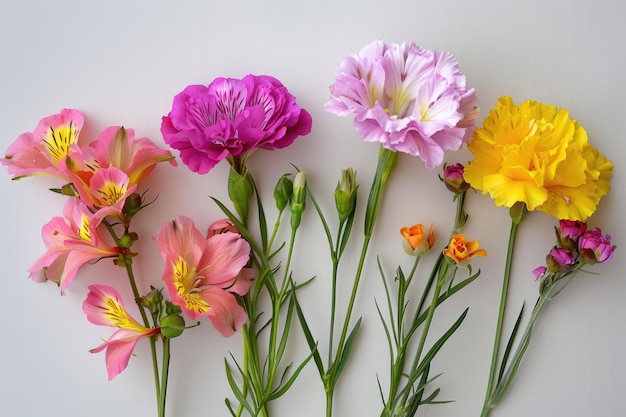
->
xmin=162 ymin=74 xmax=312 ymax=174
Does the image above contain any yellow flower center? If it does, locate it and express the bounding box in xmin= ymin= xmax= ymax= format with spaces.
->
xmin=42 ymin=123 xmax=79 ymax=163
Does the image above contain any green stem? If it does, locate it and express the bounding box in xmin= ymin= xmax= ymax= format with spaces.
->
xmin=489 ymin=293 xmax=548 ymax=405
xmin=102 ymin=220 xmax=161 ymax=402
xmin=158 ymin=337 xmax=171 ymax=417
xmin=480 ymin=213 xmax=523 ymax=417
xmin=400 ymin=261 xmax=450 ymax=407
xmin=328 ymin=221 xmax=345 ymax=366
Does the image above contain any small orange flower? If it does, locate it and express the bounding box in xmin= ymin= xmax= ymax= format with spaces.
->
xmin=443 ymin=234 xmax=487 ymax=265
xmin=400 ymin=224 xmax=435 ymax=256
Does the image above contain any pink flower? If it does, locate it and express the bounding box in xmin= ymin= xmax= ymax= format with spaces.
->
xmin=440 ymin=162 xmax=470 ymax=193
xmin=325 ymin=40 xmax=478 ymax=169
xmin=89 ymin=126 xmax=176 ymax=187
xmin=546 ymin=247 xmax=576 ymax=272
xmin=207 ymin=218 xmax=241 ymax=236
xmin=83 ymin=285 xmax=160 ymax=380
xmin=2 ymin=109 xmax=85 ymax=180
xmin=578 ymin=228 xmax=616 ymax=264
xmin=67 ymin=165 xmax=138 ymax=222
xmin=559 ymin=220 xmax=587 ymax=240
xmin=28 ymin=199 xmax=121 ymax=291
xmin=161 ymin=75 xmax=313 ymax=174
xmin=532 ymin=266 xmax=547 ymax=281
xmin=156 ymin=215 xmax=253 ymax=336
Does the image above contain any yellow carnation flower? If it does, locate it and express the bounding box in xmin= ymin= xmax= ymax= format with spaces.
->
xmin=463 ymin=97 xmax=612 ymax=221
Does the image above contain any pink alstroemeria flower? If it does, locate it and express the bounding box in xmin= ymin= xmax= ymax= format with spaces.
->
xmin=28 ymin=199 xmax=121 ymax=291
xmin=2 ymin=109 xmax=85 ymax=180
xmin=83 ymin=285 xmax=160 ymax=380
xmin=325 ymin=40 xmax=479 ymax=169
xmin=89 ymin=126 xmax=177 ymax=187
xmin=161 ymin=74 xmax=312 ymax=174
xmin=156 ymin=215 xmax=253 ymax=336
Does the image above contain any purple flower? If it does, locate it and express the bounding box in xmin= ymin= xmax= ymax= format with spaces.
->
xmin=325 ymin=40 xmax=478 ymax=169
xmin=556 ymin=219 xmax=587 ymax=251
xmin=161 ymin=75 xmax=312 ymax=174
xmin=546 ymin=247 xmax=576 ymax=272
xmin=440 ymin=162 xmax=470 ymax=194
xmin=532 ymin=266 xmax=547 ymax=281
xmin=578 ymin=228 xmax=616 ymax=264
xmin=558 ymin=220 xmax=587 ymax=239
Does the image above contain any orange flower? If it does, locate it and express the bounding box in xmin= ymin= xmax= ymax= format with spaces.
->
xmin=400 ymin=224 xmax=435 ymax=256
xmin=443 ymin=234 xmax=487 ymax=265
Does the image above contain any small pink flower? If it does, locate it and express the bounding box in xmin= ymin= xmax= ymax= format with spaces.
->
xmin=83 ymin=285 xmax=160 ymax=380
xmin=558 ymin=220 xmax=587 ymax=240
xmin=546 ymin=247 xmax=576 ymax=272
xmin=161 ymin=75 xmax=312 ymax=174
xmin=1 ymin=109 xmax=85 ymax=180
xmin=325 ymin=40 xmax=478 ymax=169
xmin=441 ymin=162 xmax=470 ymax=193
xmin=28 ymin=199 xmax=121 ymax=291
xmin=156 ymin=215 xmax=253 ymax=336
xmin=207 ymin=218 xmax=240 ymax=236
xmin=578 ymin=228 xmax=616 ymax=264
xmin=532 ymin=266 xmax=547 ymax=281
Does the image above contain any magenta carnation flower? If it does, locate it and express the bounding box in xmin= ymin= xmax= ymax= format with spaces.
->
xmin=161 ymin=74 xmax=312 ymax=174
xmin=325 ymin=40 xmax=478 ymax=169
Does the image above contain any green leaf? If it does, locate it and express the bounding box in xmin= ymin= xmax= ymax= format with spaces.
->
xmin=291 ymin=286 xmax=325 ymax=378
xmin=267 ymin=349 xmax=316 ymax=401
xmin=224 ymin=358 xmax=256 ymax=416
xmin=335 ymin=317 xmax=362 ymax=378
xmin=497 ymin=303 xmax=525 ymax=384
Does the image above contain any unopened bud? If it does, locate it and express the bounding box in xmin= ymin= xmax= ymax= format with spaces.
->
xmin=160 ymin=314 xmax=185 ymax=338
xmin=123 ymin=193 xmax=143 ymax=216
xmin=334 ymin=168 xmax=358 ymax=222
xmin=273 ymin=174 xmax=293 ymax=212
xmin=290 ymin=171 xmax=307 ymax=230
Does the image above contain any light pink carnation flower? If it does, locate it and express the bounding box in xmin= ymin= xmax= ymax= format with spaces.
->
xmin=325 ymin=40 xmax=478 ymax=169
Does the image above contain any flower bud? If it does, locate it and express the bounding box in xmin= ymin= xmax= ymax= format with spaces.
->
xmin=556 ymin=220 xmax=587 ymax=251
xmin=532 ymin=266 xmax=547 ymax=281
xmin=439 ymin=163 xmax=470 ymax=194
xmin=123 ymin=193 xmax=143 ymax=217
xmin=273 ymin=174 xmax=293 ymax=212
xmin=546 ymin=247 xmax=576 ymax=272
xmin=400 ymin=224 xmax=435 ymax=256
xmin=228 ymin=166 xmax=253 ymax=224
xmin=207 ymin=219 xmax=240 ymax=236
xmin=140 ymin=287 xmax=164 ymax=315
xmin=160 ymin=314 xmax=185 ymax=338
xmin=290 ymin=171 xmax=307 ymax=230
xmin=119 ymin=232 xmax=138 ymax=249
xmin=334 ymin=168 xmax=358 ymax=222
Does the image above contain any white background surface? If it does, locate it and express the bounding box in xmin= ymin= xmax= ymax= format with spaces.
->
xmin=1 ymin=1 xmax=624 ymax=416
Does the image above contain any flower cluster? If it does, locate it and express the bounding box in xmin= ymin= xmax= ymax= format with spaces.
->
xmin=534 ymin=220 xmax=616 ymax=284
xmin=3 ymin=39 xmax=617 ymax=417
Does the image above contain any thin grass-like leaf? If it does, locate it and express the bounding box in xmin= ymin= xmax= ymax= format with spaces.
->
xmin=497 ymin=303 xmax=525 ymax=384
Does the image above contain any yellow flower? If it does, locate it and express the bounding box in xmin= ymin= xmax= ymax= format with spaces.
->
xmin=400 ymin=224 xmax=435 ymax=256
xmin=463 ymin=97 xmax=612 ymax=221
xmin=443 ymin=234 xmax=487 ymax=265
